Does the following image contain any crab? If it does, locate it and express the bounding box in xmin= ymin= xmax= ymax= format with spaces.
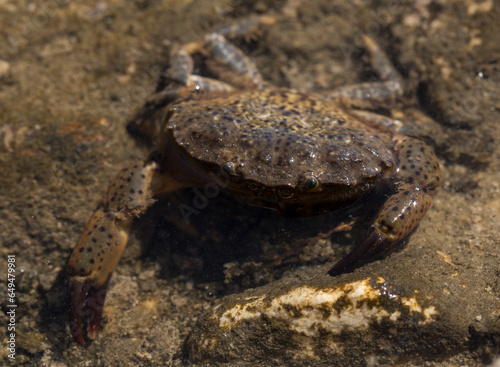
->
xmin=67 ymin=15 xmax=442 ymax=345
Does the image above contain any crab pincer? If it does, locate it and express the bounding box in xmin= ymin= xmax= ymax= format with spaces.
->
xmin=67 ymin=161 xmax=174 ymax=344
xmin=328 ymin=137 xmax=442 ymax=276
xmin=67 ymin=206 xmax=131 ymax=345
xmin=69 ymin=266 xmax=111 ymax=345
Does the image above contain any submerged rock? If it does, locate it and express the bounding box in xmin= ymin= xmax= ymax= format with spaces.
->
xmin=186 ymin=273 xmax=465 ymax=366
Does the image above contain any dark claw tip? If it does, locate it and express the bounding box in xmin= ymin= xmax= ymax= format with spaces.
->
xmin=69 ymin=276 xmax=111 ymax=345
xmin=327 ymin=231 xmax=385 ymax=276
xmin=69 ymin=278 xmax=91 ymax=345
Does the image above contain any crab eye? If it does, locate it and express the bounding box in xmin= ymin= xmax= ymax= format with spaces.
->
xmin=222 ymin=161 xmax=237 ymax=176
xmin=277 ymin=189 xmax=293 ymax=199
xmin=304 ymin=175 xmax=319 ymax=189
xmin=247 ymin=182 xmax=260 ymax=191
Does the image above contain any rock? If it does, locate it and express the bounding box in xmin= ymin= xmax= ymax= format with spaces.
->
xmin=186 ymin=268 xmax=490 ymax=366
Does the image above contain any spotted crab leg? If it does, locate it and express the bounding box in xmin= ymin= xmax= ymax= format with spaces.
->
xmin=328 ymin=136 xmax=442 ymax=275
xmin=67 ymin=161 xmax=183 ymax=344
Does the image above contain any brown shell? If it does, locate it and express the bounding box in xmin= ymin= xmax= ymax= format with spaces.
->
xmin=167 ymin=89 xmax=394 ymax=189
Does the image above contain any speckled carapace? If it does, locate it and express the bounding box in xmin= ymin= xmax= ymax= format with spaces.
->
xmin=67 ymin=15 xmax=441 ymax=345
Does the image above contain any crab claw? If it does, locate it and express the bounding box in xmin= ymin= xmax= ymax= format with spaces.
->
xmin=328 ymin=175 xmax=437 ymax=276
xmin=67 ymin=207 xmax=131 ymax=345
xmin=327 ymin=230 xmax=385 ymax=276
xmin=67 ymin=161 xmax=176 ymax=344
xmin=69 ymin=277 xmax=90 ymax=345
xmin=69 ymin=275 xmax=111 ymax=345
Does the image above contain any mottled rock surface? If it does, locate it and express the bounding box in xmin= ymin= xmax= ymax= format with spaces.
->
xmin=188 ymin=275 xmax=449 ymax=366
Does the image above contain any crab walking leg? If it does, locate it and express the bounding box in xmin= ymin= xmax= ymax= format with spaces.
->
xmin=328 ymin=80 xmax=403 ymax=109
xmin=173 ymin=36 xmax=265 ymax=90
xmin=326 ymin=35 xmax=404 ymax=108
xmin=328 ymin=137 xmax=442 ymax=275
xmin=361 ymin=35 xmax=404 ymax=85
xmin=67 ymin=161 xmax=183 ymax=344
xmin=202 ymin=33 xmax=265 ymax=89
xmin=349 ymin=109 xmax=404 ymax=133
xmin=174 ymin=15 xmax=277 ymax=89
xmin=211 ymin=14 xmax=277 ymax=39
xmin=166 ymin=44 xmax=235 ymax=92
